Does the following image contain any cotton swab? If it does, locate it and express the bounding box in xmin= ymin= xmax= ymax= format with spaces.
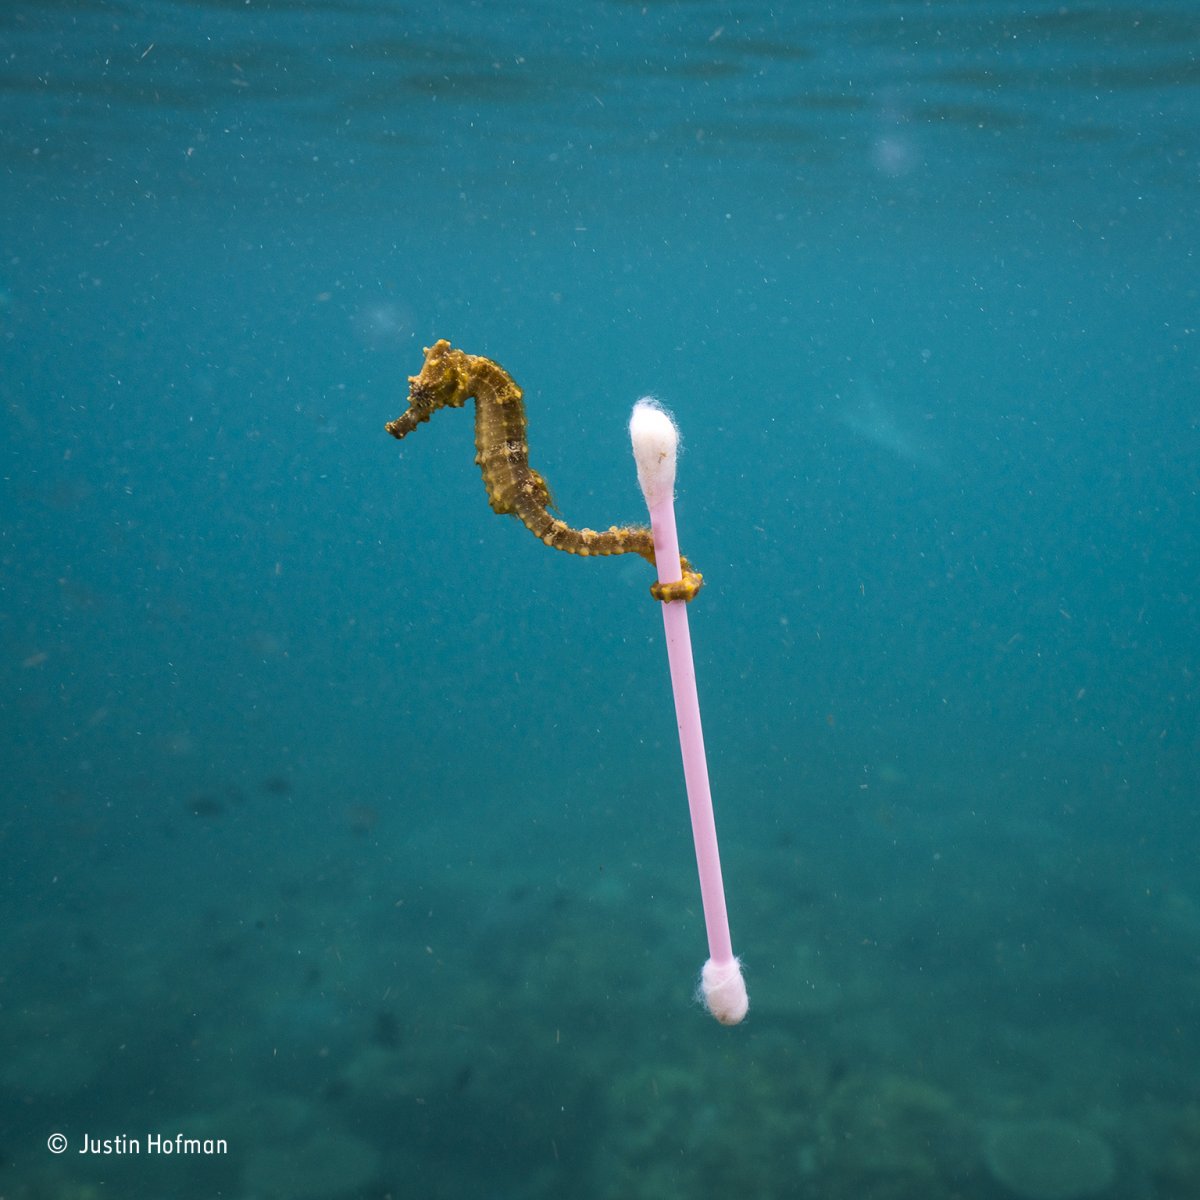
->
xmin=629 ymin=398 xmax=749 ymax=1026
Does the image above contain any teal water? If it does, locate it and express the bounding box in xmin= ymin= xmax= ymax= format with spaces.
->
xmin=2 ymin=2 xmax=1198 ymax=1197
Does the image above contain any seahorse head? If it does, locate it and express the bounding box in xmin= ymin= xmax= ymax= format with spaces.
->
xmin=386 ymin=341 xmax=472 ymax=440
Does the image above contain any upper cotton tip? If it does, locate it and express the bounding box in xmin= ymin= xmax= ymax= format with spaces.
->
xmin=629 ymin=397 xmax=678 ymax=508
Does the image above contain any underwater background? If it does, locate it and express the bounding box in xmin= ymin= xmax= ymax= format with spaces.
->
xmin=2 ymin=1 xmax=1198 ymax=1197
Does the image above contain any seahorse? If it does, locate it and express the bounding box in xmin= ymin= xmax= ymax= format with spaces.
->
xmin=386 ymin=340 xmax=702 ymax=602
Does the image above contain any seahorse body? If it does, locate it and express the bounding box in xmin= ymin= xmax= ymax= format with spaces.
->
xmin=386 ymin=340 xmax=702 ymax=601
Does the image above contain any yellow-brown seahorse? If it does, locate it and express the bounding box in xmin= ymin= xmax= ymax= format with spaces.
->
xmin=386 ymin=340 xmax=702 ymax=602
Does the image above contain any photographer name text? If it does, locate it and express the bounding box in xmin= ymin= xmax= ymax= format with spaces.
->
xmin=77 ymin=1133 xmax=227 ymax=1156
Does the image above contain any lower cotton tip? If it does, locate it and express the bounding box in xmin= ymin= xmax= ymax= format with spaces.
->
xmin=700 ymin=957 xmax=749 ymax=1026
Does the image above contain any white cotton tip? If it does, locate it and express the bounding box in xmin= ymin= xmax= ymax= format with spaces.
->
xmin=700 ymin=957 xmax=749 ymax=1026
xmin=629 ymin=397 xmax=678 ymax=508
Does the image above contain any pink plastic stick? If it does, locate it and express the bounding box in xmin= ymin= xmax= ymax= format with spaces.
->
xmin=631 ymin=400 xmax=748 ymax=1025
